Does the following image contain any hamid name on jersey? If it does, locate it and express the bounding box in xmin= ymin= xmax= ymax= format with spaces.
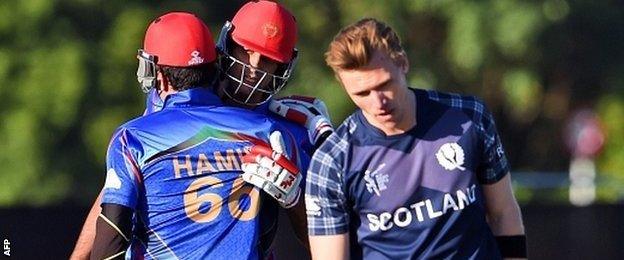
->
xmin=171 ymin=147 xmax=246 ymax=179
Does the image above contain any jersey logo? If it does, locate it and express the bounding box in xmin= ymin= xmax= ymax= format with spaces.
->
xmin=104 ymin=168 xmax=122 ymax=189
xmin=436 ymin=143 xmax=466 ymax=171
xmin=305 ymin=196 xmax=321 ymax=216
xmin=364 ymin=163 xmax=389 ymax=196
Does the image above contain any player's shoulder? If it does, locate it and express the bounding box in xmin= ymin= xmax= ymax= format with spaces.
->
xmin=314 ymin=113 xmax=357 ymax=160
xmin=108 ymin=109 xmax=187 ymax=147
xmin=332 ymin=112 xmax=359 ymax=139
xmin=419 ymin=88 xmax=484 ymax=110
xmin=107 ymin=117 xmax=148 ymax=151
xmin=109 ymin=114 xmax=145 ymax=137
xmin=109 ymin=113 xmax=161 ymax=141
xmin=417 ymin=88 xmax=489 ymax=120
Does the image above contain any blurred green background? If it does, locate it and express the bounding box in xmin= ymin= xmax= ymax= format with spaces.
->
xmin=0 ymin=0 xmax=622 ymax=206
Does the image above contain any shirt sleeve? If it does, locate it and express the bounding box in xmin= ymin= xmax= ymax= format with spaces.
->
xmin=477 ymin=103 xmax=510 ymax=184
xmin=101 ymin=129 xmax=142 ymax=209
xmin=305 ymin=135 xmax=350 ymax=236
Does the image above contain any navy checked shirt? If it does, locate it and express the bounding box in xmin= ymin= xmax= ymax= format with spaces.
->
xmin=305 ymin=88 xmax=509 ymax=259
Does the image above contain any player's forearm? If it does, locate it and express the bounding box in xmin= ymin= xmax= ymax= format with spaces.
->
xmin=483 ymin=174 xmax=527 ymax=258
xmin=286 ymin=194 xmax=309 ymax=248
xmin=483 ymin=174 xmax=525 ymax=235
xmin=487 ymin=202 xmax=527 ymax=259
xmin=309 ymin=234 xmax=349 ymax=260
xmin=487 ymin=202 xmax=525 ymax=236
xmin=70 ymin=191 xmax=103 ymax=260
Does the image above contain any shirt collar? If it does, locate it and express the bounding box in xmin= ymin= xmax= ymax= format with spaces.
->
xmin=162 ymin=87 xmax=224 ymax=108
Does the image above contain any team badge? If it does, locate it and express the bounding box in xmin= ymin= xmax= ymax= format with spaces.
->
xmin=262 ymin=23 xmax=279 ymax=39
xmin=188 ymin=50 xmax=204 ymax=65
xmin=364 ymin=163 xmax=389 ymax=196
xmin=104 ymin=168 xmax=122 ymax=189
xmin=436 ymin=143 xmax=466 ymax=171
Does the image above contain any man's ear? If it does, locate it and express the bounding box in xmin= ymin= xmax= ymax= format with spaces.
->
xmin=157 ymin=71 xmax=168 ymax=92
xmin=156 ymin=70 xmax=174 ymax=101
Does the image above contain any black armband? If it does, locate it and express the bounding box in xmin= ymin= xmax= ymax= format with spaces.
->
xmin=91 ymin=204 xmax=133 ymax=260
xmin=495 ymin=235 xmax=527 ymax=258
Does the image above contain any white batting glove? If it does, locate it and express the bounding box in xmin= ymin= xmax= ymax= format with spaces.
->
xmin=269 ymin=95 xmax=334 ymax=148
xmin=241 ymin=131 xmax=302 ymax=208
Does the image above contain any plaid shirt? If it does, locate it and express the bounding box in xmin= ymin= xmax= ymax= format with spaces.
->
xmin=305 ymin=88 xmax=510 ymax=237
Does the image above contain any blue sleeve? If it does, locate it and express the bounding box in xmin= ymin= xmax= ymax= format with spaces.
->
xmin=477 ymin=103 xmax=510 ymax=184
xmin=305 ymin=134 xmax=350 ymax=236
xmin=101 ymin=129 xmax=142 ymax=208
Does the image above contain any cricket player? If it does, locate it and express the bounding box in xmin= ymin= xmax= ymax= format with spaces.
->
xmin=90 ymin=12 xmax=307 ymax=259
xmin=139 ymin=0 xmax=333 ymax=252
xmin=306 ymin=18 xmax=527 ymax=259
xmin=74 ymin=2 xmax=333 ymax=259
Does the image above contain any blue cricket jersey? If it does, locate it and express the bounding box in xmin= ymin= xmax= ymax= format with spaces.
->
xmin=306 ymin=88 xmax=509 ymax=259
xmin=102 ymin=87 xmax=308 ymax=259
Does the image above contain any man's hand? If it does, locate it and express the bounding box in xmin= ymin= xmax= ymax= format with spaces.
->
xmin=269 ymin=96 xmax=333 ymax=148
xmin=242 ymin=131 xmax=302 ymax=208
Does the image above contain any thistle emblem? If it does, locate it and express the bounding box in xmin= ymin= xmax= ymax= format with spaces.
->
xmin=436 ymin=143 xmax=466 ymax=171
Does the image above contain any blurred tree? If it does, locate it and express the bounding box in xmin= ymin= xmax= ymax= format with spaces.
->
xmin=0 ymin=0 xmax=622 ymax=206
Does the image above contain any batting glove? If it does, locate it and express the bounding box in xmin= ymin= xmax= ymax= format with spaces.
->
xmin=241 ymin=131 xmax=302 ymax=208
xmin=269 ymin=95 xmax=334 ymax=148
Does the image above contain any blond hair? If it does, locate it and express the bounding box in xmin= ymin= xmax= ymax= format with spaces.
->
xmin=325 ymin=18 xmax=406 ymax=72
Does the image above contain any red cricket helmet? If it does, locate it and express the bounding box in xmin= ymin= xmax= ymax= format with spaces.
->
xmin=137 ymin=12 xmax=216 ymax=93
xmin=143 ymin=12 xmax=216 ymax=66
xmin=231 ymin=0 xmax=297 ymax=63
xmin=216 ymin=0 xmax=299 ymax=105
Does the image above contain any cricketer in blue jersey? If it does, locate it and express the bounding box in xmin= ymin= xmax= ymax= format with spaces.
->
xmin=212 ymin=1 xmax=333 ymax=254
xmin=139 ymin=89 xmax=322 ymax=258
xmin=103 ymin=87 xmax=306 ymax=259
xmin=88 ymin=4 xmax=334 ymax=259
xmin=90 ymin=11 xmax=318 ymax=260
xmin=306 ymin=18 xmax=527 ymax=259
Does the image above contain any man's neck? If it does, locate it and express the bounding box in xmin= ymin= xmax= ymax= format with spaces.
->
xmin=158 ymin=86 xmax=178 ymax=100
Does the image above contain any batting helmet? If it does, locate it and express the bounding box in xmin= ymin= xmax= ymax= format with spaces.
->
xmin=216 ymin=0 xmax=298 ymax=105
xmin=137 ymin=12 xmax=216 ymax=92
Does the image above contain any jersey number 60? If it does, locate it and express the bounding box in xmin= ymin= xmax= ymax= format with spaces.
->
xmin=184 ymin=176 xmax=260 ymax=223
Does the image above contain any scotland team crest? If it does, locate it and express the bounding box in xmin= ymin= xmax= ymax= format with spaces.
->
xmin=436 ymin=143 xmax=466 ymax=171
